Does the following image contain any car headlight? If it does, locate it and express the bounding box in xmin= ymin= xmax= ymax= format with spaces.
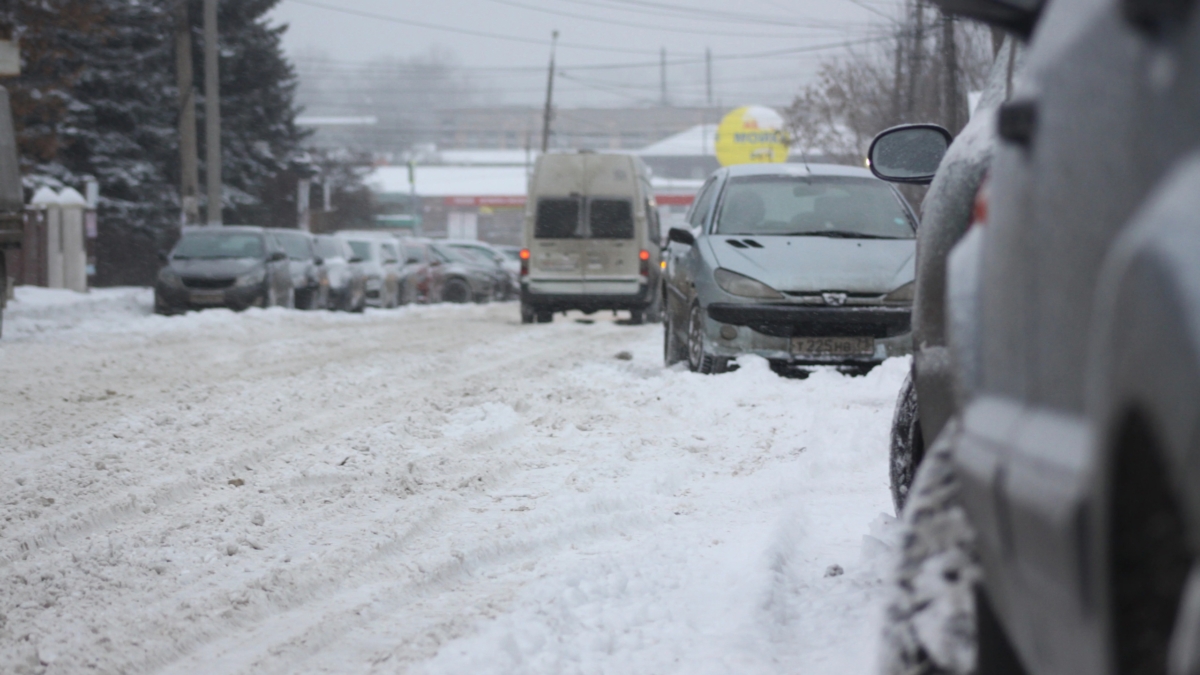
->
xmin=714 ymin=268 xmax=784 ymax=300
xmin=157 ymin=267 xmax=182 ymax=286
xmin=884 ymin=281 xmax=915 ymax=303
xmin=235 ymin=268 xmax=266 ymax=287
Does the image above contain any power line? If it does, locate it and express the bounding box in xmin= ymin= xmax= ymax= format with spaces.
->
xmin=287 ymin=0 xmax=662 ymax=55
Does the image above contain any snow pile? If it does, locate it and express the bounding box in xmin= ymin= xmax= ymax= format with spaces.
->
xmin=4 ymin=287 xmax=153 ymax=338
xmin=0 ymin=302 xmax=907 ymax=674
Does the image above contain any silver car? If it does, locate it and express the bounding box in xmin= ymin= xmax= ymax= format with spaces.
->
xmin=662 ymin=163 xmax=916 ymax=374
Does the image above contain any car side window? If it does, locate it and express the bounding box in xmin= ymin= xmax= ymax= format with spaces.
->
xmin=647 ymin=200 xmax=661 ymax=244
xmin=688 ymin=178 xmax=719 ymax=231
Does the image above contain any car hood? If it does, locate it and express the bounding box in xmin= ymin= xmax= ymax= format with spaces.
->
xmin=707 ymin=235 xmax=915 ymax=294
xmin=170 ymin=258 xmax=262 ymax=278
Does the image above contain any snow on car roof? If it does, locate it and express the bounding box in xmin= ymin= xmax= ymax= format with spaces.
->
xmin=722 ymin=163 xmax=876 ymax=179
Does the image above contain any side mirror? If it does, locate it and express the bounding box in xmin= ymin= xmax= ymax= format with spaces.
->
xmin=667 ymin=227 xmax=696 ymax=246
xmin=269 ymin=251 xmax=287 ymax=262
xmin=868 ymin=124 xmax=953 ymax=185
xmin=313 ymin=256 xmax=324 ymax=266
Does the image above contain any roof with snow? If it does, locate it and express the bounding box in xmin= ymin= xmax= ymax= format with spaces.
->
xmin=367 ymin=166 xmax=529 ymax=197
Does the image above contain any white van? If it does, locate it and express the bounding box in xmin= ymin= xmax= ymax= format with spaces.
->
xmin=519 ymin=152 xmax=663 ymax=324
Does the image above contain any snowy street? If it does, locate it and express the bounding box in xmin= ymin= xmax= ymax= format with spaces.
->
xmin=0 ymin=289 xmax=904 ymax=674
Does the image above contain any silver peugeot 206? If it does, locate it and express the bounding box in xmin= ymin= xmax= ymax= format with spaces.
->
xmin=662 ymin=163 xmax=917 ymax=375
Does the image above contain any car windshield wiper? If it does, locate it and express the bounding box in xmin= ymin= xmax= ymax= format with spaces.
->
xmin=784 ymin=230 xmax=902 ymax=240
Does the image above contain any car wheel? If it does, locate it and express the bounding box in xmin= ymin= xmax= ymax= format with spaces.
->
xmin=686 ymin=303 xmax=726 ymax=374
xmin=443 ymin=279 xmax=471 ymax=304
xmin=878 ymin=419 xmax=987 ymax=675
xmin=520 ymin=302 xmax=535 ymax=324
xmin=890 ymin=371 xmax=926 ymax=515
xmin=630 ymin=309 xmax=645 ymax=325
xmin=664 ymin=302 xmax=687 ymax=366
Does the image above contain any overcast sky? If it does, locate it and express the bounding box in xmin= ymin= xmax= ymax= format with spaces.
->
xmin=267 ymin=0 xmax=905 ymax=109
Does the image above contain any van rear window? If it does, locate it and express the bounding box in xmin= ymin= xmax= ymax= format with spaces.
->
xmin=535 ymin=199 xmax=581 ymax=239
xmin=589 ymin=199 xmax=634 ymax=239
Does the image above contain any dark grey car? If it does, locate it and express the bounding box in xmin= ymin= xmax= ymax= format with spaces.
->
xmin=154 ymin=226 xmax=293 ymax=314
xmin=871 ymin=1 xmax=1200 ymax=674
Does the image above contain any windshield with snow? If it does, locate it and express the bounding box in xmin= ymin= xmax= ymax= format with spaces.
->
xmin=714 ymin=176 xmax=914 ymax=239
xmin=173 ymin=233 xmax=265 ymax=260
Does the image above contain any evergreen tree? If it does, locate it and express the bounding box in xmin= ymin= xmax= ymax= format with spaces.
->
xmin=8 ymin=0 xmax=307 ymax=284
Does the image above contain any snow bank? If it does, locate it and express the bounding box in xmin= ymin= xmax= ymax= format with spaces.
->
xmin=0 ymin=302 xmax=906 ymax=674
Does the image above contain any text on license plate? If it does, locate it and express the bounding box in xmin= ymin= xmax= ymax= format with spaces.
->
xmin=791 ymin=336 xmax=875 ymax=356
xmin=190 ymin=290 xmax=225 ymax=305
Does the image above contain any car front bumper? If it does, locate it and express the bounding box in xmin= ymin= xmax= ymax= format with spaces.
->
xmin=155 ymin=282 xmax=266 ymax=313
xmin=704 ymin=302 xmax=913 ymax=364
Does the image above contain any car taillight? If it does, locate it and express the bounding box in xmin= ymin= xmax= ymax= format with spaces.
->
xmin=639 ymin=249 xmax=650 ymax=277
xmin=971 ymin=175 xmax=990 ymax=229
xmin=520 ymin=248 xmax=530 ymax=276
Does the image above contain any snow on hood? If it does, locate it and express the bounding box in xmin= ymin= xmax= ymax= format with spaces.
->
xmin=169 ymin=257 xmax=263 ymax=278
xmin=708 ymin=235 xmax=915 ymax=294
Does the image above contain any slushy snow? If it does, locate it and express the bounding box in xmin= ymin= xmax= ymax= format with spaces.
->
xmin=0 ymin=288 xmax=905 ymax=674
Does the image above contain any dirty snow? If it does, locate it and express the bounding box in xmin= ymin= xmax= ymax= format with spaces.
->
xmin=0 ymin=288 xmax=905 ymax=674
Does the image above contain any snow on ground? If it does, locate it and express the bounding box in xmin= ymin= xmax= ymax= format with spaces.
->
xmin=0 ymin=288 xmax=904 ymax=674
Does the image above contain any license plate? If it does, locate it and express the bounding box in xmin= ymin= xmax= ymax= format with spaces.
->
xmin=791 ymin=336 xmax=875 ymax=356
xmin=189 ymin=290 xmax=225 ymax=305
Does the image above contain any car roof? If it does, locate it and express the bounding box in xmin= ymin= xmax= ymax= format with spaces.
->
xmin=720 ymin=163 xmax=875 ymax=179
xmin=181 ymin=225 xmax=264 ymax=234
xmin=267 ymin=228 xmax=312 ymax=238
xmin=336 ymin=230 xmax=399 ymax=240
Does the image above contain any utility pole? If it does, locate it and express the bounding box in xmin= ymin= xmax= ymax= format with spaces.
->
xmin=705 ymin=48 xmax=713 ymax=107
xmin=175 ymin=1 xmax=200 ymax=227
xmin=203 ymin=0 xmax=222 ymax=226
xmin=941 ymin=12 xmax=963 ymax=134
xmin=660 ymin=48 xmax=668 ymax=107
xmin=904 ymin=0 xmax=927 ymax=120
xmin=540 ymin=30 xmax=558 ymax=154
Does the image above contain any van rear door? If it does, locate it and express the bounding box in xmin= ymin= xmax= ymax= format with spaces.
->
xmin=583 ymin=156 xmax=642 ymax=296
xmin=529 ymin=196 xmax=586 ymax=293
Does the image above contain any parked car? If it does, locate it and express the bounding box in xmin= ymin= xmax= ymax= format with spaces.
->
xmin=336 ymin=231 xmax=402 ymax=309
xmin=662 ymin=163 xmax=917 ymax=374
xmin=313 ymin=234 xmax=366 ymax=312
xmin=396 ymin=237 xmax=435 ymax=304
xmin=872 ymin=1 xmax=1200 ymax=674
xmin=428 ymin=242 xmax=495 ymax=303
xmin=271 ymin=229 xmax=325 ymax=310
xmin=154 ymin=226 xmax=294 ymax=314
xmin=520 ymin=151 xmax=663 ymax=324
xmin=443 ymin=239 xmax=519 ymax=300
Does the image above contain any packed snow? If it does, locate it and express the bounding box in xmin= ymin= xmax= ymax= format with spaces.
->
xmin=0 ymin=287 xmax=907 ymax=674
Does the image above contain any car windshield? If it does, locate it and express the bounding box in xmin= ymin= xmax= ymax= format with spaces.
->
xmin=346 ymin=240 xmax=373 ymax=262
xmin=173 ymin=233 xmax=264 ymax=260
xmin=714 ymin=175 xmax=915 ymax=239
xmin=434 ymin=245 xmax=472 ymax=263
xmin=278 ymin=234 xmax=312 ymax=260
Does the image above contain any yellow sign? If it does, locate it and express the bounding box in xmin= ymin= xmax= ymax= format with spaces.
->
xmin=715 ymin=106 xmax=790 ymax=167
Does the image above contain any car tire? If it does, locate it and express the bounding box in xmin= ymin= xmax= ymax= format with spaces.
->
xmin=630 ymin=309 xmax=645 ymax=325
xmin=520 ymin=302 xmax=535 ymax=324
xmin=444 ymin=279 xmax=471 ymax=304
xmin=687 ymin=302 xmax=727 ymax=374
xmin=890 ymin=371 xmax=926 ymax=515
xmin=878 ymin=419 xmax=986 ymax=675
xmin=664 ymin=304 xmax=687 ymax=366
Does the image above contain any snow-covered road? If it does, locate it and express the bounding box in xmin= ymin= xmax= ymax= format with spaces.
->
xmin=0 ymin=288 xmax=904 ymax=674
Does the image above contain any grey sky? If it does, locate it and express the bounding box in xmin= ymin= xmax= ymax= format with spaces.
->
xmin=267 ymin=0 xmax=904 ymax=108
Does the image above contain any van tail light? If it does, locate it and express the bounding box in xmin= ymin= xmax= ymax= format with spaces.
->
xmin=519 ymin=248 xmax=530 ymax=277
xmin=639 ymin=249 xmax=651 ymax=277
xmin=971 ymin=175 xmax=991 ymax=229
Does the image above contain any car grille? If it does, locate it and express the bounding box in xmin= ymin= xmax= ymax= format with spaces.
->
xmin=782 ymin=292 xmax=888 ymax=306
xmin=182 ymin=277 xmax=236 ymax=289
